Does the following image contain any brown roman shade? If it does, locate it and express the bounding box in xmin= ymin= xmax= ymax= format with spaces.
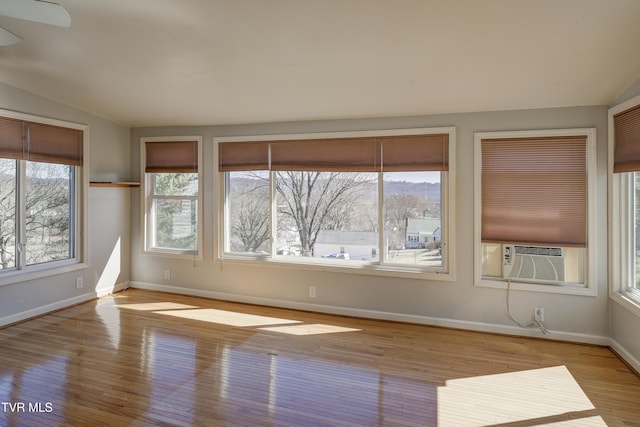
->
xmin=270 ymin=137 xmax=380 ymax=172
xmin=0 ymin=117 xmax=83 ymax=166
xmin=219 ymin=141 xmax=269 ymax=172
xmin=481 ymin=135 xmax=587 ymax=248
xmin=613 ymin=104 xmax=640 ymax=173
xmin=381 ymin=133 xmax=449 ymax=171
xmin=218 ymin=132 xmax=449 ymax=173
xmin=27 ymin=122 xmax=83 ymax=166
xmin=146 ymin=140 xmax=198 ymax=173
xmin=0 ymin=116 xmax=24 ymax=160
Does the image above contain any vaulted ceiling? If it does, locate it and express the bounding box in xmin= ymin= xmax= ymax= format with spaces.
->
xmin=1 ymin=0 xmax=639 ymax=127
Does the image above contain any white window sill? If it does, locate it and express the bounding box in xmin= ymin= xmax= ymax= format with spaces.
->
xmin=476 ymin=277 xmax=597 ymax=296
xmin=142 ymin=249 xmax=201 ymax=261
xmin=0 ymin=261 xmax=88 ymax=287
xmin=218 ymin=255 xmax=455 ymax=281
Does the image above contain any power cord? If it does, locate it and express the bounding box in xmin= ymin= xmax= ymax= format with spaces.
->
xmin=506 ymin=280 xmax=550 ymax=335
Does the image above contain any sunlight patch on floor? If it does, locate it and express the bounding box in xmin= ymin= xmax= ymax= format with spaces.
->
xmin=437 ymin=366 xmax=599 ymax=426
xmin=154 ymin=308 xmax=302 ymax=327
xmin=546 ymin=416 xmax=606 ymax=426
xmin=117 ymin=302 xmax=199 ymax=311
xmin=259 ymin=323 xmax=361 ymax=335
xmin=116 ymin=302 xmax=359 ymax=334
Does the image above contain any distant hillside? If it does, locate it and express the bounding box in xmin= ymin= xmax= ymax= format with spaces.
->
xmin=384 ymin=181 xmax=440 ymax=198
xmin=229 ymin=175 xmax=441 ymax=199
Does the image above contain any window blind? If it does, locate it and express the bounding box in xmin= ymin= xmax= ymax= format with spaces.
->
xmin=380 ymin=133 xmax=449 ymax=171
xmin=218 ymin=133 xmax=449 ymax=172
xmin=218 ymin=141 xmax=269 ymax=172
xmin=27 ymin=122 xmax=83 ymax=166
xmin=145 ymin=141 xmax=198 ymax=173
xmin=270 ymin=137 xmax=380 ymax=172
xmin=0 ymin=116 xmax=23 ymax=160
xmin=481 ymin=136 xmax=587 ymax=247
xmin=613 ymin=104 xmax=640 ymax=173
xmin=0 ymin=116 xmax=83 ymax=166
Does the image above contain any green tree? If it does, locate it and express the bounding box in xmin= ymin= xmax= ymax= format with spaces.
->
xmin=153 ymin=173 xmax=198 ymax=251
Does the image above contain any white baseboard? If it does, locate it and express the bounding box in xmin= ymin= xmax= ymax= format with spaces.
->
xmin=130 ymin=281 xmax=610 ymax=346
xmin=95 ymin=281 xmax=130 ymax=298
xmin=610 ymin=338 xmax=640 ymax=374
xmin=0 ymin=281 xmax=129 ymax=328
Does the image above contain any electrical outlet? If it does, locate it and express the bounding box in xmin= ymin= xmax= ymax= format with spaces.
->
xmin=75 ymin=277 xmax=83 ymax=289
xmin=309 ymin=286 xmax=316 ymax=298
xmin=164 ymin=270 xmax=171 ymax=280
xmin=535 ymin=307 xmax=544 ymax=322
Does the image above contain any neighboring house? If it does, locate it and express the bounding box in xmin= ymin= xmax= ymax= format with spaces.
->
xmin=405 ymin=218 xmax=441 ymax=249
xmin=314 ymin=230 xmax=379 ymax=260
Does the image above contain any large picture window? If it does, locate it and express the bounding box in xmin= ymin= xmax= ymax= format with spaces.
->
xmin=0 ymin=112 xmax=85 ymax=282
xmin=474 ymin=129 xmax=596 ymax=294
xmin=217 ymin=128 xmax=455 ymax=279
xmin=142 ymin=137 xmax=202 ymax=256
xmin=609 ymin=96 xmax=640 ymax=313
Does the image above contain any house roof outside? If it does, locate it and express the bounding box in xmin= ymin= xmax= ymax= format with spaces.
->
xmin=315 ymin=230 xmax=378 ymax=246
xmin=406 ymin=218 xmax=440 ymax=236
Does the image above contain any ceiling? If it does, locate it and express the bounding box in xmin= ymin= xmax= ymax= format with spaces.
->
xmin=1 ymin=0 xmax=640 ymax=128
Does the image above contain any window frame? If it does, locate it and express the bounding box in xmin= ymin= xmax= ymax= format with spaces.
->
xmin=141 ymin=136 xmax=203 ymax=259
xmin=609 ymin=95 xmax=640 ymax=317
xmin=0 ymin=108 xmax=88 ymax=287
xmin=473 ymin=128 xmax=597 ymax=296
xmin=215 ymin=127 xmax=456 ymax=281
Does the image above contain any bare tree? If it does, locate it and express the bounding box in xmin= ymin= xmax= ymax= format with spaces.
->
xmin=275 ymin=171 xmax=374 ymax=256
xmin=233 ymin=187 xmax=270 ymax=252
xmin=0 ymin=161 xmax=16 ymax=269
xmin=0 ymin=160 xmax=72 ymax=269
xmin=383 ymin=194 xmax=426 ymax=249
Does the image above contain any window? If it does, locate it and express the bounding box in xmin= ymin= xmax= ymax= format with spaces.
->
xmin=0 ymin=112 xmax=86 ymax=283
xmin=634 ymin=172 xmax=640 ymax=292
xmin=217 ymin=128 xmax=455 ymax=279
xmin=609 ymin=96 xmax=640 ymax=313
xmin=142 ymin=137 xmax=202 ymax=256
xmin=474 ymin=129 xmax=596 ymax=295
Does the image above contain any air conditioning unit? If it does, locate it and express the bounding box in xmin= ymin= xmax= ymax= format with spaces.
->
xmin=503 ymin=245 xmax=565 ymax=284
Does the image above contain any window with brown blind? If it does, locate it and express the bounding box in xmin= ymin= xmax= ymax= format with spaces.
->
xmin=0 ymin=117 xmax=83 ymax=166
xmin=142 ymin=137 xmax=202 ymax=256
xmin=216 ymin=128 xmax=456 ymax=279
xmin=609 ymin=95 xmax=640 ymax=313
xmin=613 ymin=104 xmax=640 ymax=173
xmin=0 ymin=111 xmax=86 ymax=279
xmin=481 ymin=135 xmax=587 ymax=248
xmin=145 ymin=140 xmax=198 ymax=173
xmin=474 ymin=129 xmax=596 ymax=292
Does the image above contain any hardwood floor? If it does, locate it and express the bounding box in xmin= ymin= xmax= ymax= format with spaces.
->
xmin=0 ymin=289 xmax=639 ymax=426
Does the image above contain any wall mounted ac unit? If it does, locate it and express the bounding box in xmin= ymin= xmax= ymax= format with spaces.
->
xmin=503 ymin=245 xmax=565 ymax=284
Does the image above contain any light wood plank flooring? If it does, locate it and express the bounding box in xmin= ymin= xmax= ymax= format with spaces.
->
xmin=0 ymin=289 xmax=638 ymax=426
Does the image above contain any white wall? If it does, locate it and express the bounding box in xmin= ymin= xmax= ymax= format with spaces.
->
xmin=130 ymin=105 xmax=610 ymax=344
xmin=0 ymin=83 xmax=131 ymax=325
xmin=2 ymin=79 xmax=636 ymax=367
